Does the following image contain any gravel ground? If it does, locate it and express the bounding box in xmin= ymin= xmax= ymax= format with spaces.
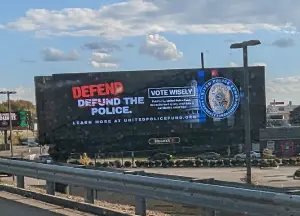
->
xmin=0 ymin=180 xmax=178 ymax=216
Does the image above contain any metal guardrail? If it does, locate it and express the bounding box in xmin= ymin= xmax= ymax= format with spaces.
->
xmin=0 ymin=158 xmax=299 ymax=216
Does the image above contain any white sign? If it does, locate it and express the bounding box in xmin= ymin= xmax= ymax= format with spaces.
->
xmin=0 ymin=113 xmax=17 ymax=121
xmin=267 ymin=140 xmax=275 ymax=150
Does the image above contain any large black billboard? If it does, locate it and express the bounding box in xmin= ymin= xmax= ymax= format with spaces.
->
xmin=35 ymin=67 xmax=266 ymax=150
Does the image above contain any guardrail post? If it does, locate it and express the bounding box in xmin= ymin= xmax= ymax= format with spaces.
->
xmin=135 ymin=195 xmax=146 ymax=216
xmin=46 ymin=181 xmax=55 ymax=195
xmin=16 ymin=175 xmax=24 ymax=188
xmin=84 ymin=188 xmax=94 ymax=204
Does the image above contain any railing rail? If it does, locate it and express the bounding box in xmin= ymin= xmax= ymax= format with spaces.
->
xmin=0 ymin=158 xmax=299 ymax=216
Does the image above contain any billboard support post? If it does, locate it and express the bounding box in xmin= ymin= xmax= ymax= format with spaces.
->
xmin=201 ymin=52 xmax=205 ymax=69
xmin=8 ymin=93 xmax=13 ymax=157
xmin=0 ymin=90 xmax=17 ymax=157
xmin=230 ymin=40 xmax=261 ymax=184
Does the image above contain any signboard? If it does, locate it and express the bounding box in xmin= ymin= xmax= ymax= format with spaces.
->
xmin=267 ymin=140 xmax=275 ymax=151
xmin=148 ymin=137 xmax=180 ymax=145
xmin=0 ymin=111 xmax=29 ymax=129
xmin=69 ymin=70 xmax=243 ymax=127
xmin=35 ymin=66 xmax=266 ymax=145
xmin=270 ymin=101 xmax=284 ymax=105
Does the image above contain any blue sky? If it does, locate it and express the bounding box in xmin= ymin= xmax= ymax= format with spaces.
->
xmin=1 ymin=0 xmax=300 ymax=104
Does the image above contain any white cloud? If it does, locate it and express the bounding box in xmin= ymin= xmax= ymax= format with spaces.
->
xmin=42 ymin=47 xmax=80 ymax=61
xmin=229 ymin=62 xmax=239 ymax=67
xmin=139 ymin=34 xmax=183 ymax=61
xmin=266 ymin=76 xmax=300 ymax=104
xmin=271 ymin=38 xmax=296 ymax=48
xmin=90 ymin=52 xmax=119 ymax=68
xmin=0 ymin=87 xmax=35 ymax=103
xmin=0 ymin=0 xmax=299 ymax=38
xmin=229 ymin=62 xmax=267 ymax=67
xmin=251 ymin=62 xmax=267 ymax=67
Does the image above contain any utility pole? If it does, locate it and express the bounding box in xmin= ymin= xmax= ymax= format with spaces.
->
xmin=230 ymin=40 xmax=261 ymax=184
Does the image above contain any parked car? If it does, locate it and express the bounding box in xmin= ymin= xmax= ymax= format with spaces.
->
xmin=195 ymin=152 xmax=220 ymax=160
xmin=21 ymin=138 xmax=39 ymax=147
xmin=234 ymin=151 xmax=261 ymax=159
xmin=38 ymin=155 xmax=52 ymax=164
xmin=148 ymin=153 xmax=173 ymax=161
xmin=27 ymin=141 xmax=39 ymax=147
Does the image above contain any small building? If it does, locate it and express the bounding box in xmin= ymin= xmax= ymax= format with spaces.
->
xmin=259 ymin=127 xmax=300 ymax=157
xmin=266 ymin=100 xmax=298 ymax=127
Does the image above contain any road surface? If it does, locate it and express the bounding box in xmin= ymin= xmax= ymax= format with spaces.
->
xmin=0 ymin=191 xmax=95 ymax=216
xmin=0 ymin=146 xmax=48 ymax=158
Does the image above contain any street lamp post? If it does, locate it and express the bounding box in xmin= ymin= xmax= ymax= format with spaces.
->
xmin=0 ymin=90 xmax=17 ymax=157
xmin=230 ymin=40 xmax=261 ymax=184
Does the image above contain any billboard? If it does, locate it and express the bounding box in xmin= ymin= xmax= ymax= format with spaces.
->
xmin=35 ymin=66 xmax=266 ymax=147
xmin=0 ymin=111 xmax=29 ymax=129
xmin=70 ymin=74 xmax=240 ymax=125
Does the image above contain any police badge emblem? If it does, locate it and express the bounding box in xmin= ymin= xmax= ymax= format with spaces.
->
xmin=199 ymin=77 xmax=240 ymax=119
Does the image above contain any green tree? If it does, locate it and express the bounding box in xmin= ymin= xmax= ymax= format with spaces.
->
xmin=0 ymin=100 xmax=35 ymax=113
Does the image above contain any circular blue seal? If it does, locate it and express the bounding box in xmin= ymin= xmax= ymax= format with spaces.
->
xmin=199 ymin=77 xmax=240 ymax=119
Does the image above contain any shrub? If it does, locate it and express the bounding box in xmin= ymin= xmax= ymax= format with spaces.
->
xmin=296 ymin=157 xmax=300 ymax=163
xmin=135 ymin=160 xmax=142 ymax=167
xmin=195 ymin=159 xmax=202 ymax=167
xmin=267 ymin=159 xmax=274 ymax=165
xmin=231 ymin=159 xmax=237 ymax=166
xmin=282 ymin=159 xmax=289 ymax=166
xmin=88 ymin=162 xmax=94 ymax=167
xmin=79 ymin=153 xmax=91 ymax=166
xmin=168 ymin=160 xmax=175 ymax=167
xmin=148 ymin=160 xmax=155 ymax=168
xmin=114 ymin=160 xmax=122 ymax=168
xmin=290 ymin=158 xmax=297 ymax=166
xmin=223 ymin=159 xmax=230 ymax=166
xmin=142 ymin=161 xmax=149 ymax=168
xmin=154 ymin=160 xmax=161 ymax=167
xmin=210 ymin=160 xmax=216 ymax=167
xmin=102 ymin=161 xmax=109 ymax=167
xmin=237 ymin=159 xmax=246 ymax=167
xmin=175 ymin=160 xmax=182 ymax=167
xmin=260 ymin=159 xmax=270 ymax=167
xmin=124 ymin=161 xmax=132 ymax=168
xmin=275 ymin=158 xmax=281 ymax=164
xmin=271 ymin=160 xmax=279 ymax=167
xmin=181 ymin=160 xmax=194 ymax=167
xmin=161 ymin=159 xmax=169 ymax=168
xmin=202 ymin=160 xmax=209 ymax=167
xmin=216 ymin=160 xmax=223 ymax=167
xmin=294 ymin=169 xmax=300 ymax=178
xmin=252 ymin=159 xmax=259 ymax=167
xmin=95 ymin=162 xmax=102 ymax=167
xmin=186 ymin=160 xmax=195 ymax=167
xmin=109 ymin=161 xmax=114 ymax=167
xmin=262 ymin=148 xmax=276 ymax=159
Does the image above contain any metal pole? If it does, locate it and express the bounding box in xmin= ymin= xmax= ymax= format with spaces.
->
xmin=7 ymin=93 xmax=13 ymax=157
xmin=243 ymin=46 xmax=251 ymax=184
xmin=201 ymin=52 xmax=205 ymax=69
